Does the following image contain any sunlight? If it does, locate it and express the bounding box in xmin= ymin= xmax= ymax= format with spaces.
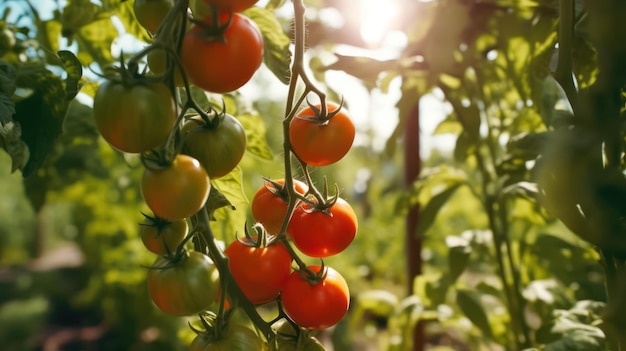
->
xmin=359 ymin=0 xmax=399 ymax=45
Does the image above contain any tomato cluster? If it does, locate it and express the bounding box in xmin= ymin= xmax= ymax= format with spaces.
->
xmin=90 ymin=1 xmax=359 ymax=349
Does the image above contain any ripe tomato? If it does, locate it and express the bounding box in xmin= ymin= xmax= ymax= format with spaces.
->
xmin=289 ymin=102 xmax=355 ymax=166
xmin=140 ymin=215 xmax=188 ymax=255
xmin=147 ymin=49 xmax=185 ymax=87
xmin=281 ymin=266 xmax=350 ymax=329
xmin=189 ymin=325 xmax=264 ymax=351
xmin=182 ymin=114 xmax=247 ymax=178
xmin=288 ymin=197 xmax=357 ymax=257
xmin=93 ymin=79 xmax=175 ymax=153
xmin=201 ymin=0 xmax=258 ymax=13
xmin=147 ymin=250 xmax=220 ymax=316
xmin=141 ymin=154 xmax=211 ymax=221
xmin=180 ymin=13 xmax=263 ymax=93
xmin=224 ymin=237 xmax=292 ymax=304
xmin=133 ymin=0 xmax=174 ymax=33
xmin=251 ymin=179 xmax=308 ymax=235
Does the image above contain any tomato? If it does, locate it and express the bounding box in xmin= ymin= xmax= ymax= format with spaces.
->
xmin=140 ymin=215 xmax=188 ymax=255
xmin=180 ymin=13 xmax=263 ymax=93
xmin=147 ymin=250 xmax=220 ymax=316
xmin=182 ymin=114 xmax=247 ymax=178
xmin=288 ymin=198 xmax=357 ymax=257
xmin=134 ymin=0 xmax=174 ymax=33
xmin=189 ymin=325 xmax=264 ymax=351
xmin=251 ymin=179 xmax=308 ymax=235
xmin=202 ymin=0 xmax=258 ymax=13
xmin=93 ymin=79 xmax=175 ymax=153
xmin=224 ymin=237 xmax=292 ymax=304
xmin=273 ymin=321 xmax=326 ymax=351
xmin=141 ymin=154 xmax=211 ymax=221
xmin=147 ymin=49 xmax=185 ymax=87
xmin=281 ymin=266 xmax=350 ymax=329
xmin=289 ymin=102 xmax=355 ymax=166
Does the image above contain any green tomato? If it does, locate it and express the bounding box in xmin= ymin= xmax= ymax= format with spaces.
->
xmin=188 ymin=325 xmax=264 ymax=351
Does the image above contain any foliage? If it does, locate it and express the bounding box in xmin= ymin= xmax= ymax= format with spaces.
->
xmin=1 ymin=0 xmax=626 ymax=350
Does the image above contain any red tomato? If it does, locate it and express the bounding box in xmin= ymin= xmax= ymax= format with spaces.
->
xmin=251 ymin=179 xmax=308 ymax=235
xmin=202 ymin=0 xmax=258 ymax=13
xmin=281 ymin=266 xmax=350 ymax=329
xmin=224 ymin=237 xmax=292 ymax=304
xmin=141 ymin=155 xmax=211 ymax=221
xmin=289 ymin=102 xmax=355 ymax=166
xmin=288 ymin=197 xmax=357 ymax=257
xmin=180 ymin=13 xmax=263 ymax=93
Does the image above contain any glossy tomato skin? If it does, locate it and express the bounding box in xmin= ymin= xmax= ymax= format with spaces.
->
xmin=93 ymin=80 xmax=175 ymax=153
xmin=188 ymin=325 xmax=264 ymax=351
xmin=202 ymin=0 xmax=258 ymax=13
xmin=140 ymin=217 xmax=188 ymax=255
xmin=281 ymin=266 xmax=350 ymax=329
xmin=182 ymin=114 xmax=247 ymax=178
xmin=289 ymin=102 xmax=355 ymax=166
xmin=288 ymin=198 xmax=357 ymax=257
xmin=251 ymin=179 xmax=308 ymax=235
xmin=180 ymin=13 xmax=263 ymax=93
xmin=141 ymin=155 xmax=211 ymax=221
xmin=224 ymin=237 xmax=292 ymax=304
xmin=147 ymin=251 xmax=220 ymax=316
xmin=134 ymin=0 xmax=174 ymax=33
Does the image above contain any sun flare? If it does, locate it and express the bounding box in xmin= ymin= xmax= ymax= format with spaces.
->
xmin=359 ymin=0 xmax=399 ymax=45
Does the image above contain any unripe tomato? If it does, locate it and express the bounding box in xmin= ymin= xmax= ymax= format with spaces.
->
xmin=281 ymin=266 xmax=350 ymax=329
xmin=224 ymin=237 xmax=292 ymax=304
xmin=140 ymin=216 xmax=188 ymax=255
xmin=288 ymin=198 xmax=357 ymax=257
xmin=141 ymin=155 xmax=211 ymax=221
xmin=188 ymin=325 xmax=264 ymax=351
xmin=289 ymin=102 xmax=355 ymax=166
xmin=93 ymin=80 xmax=176 ymax=153
xmin=147 ymin=251 xmax=219 ymax=316
xmin=134 ymin=0 xmax=174 ymax=33
xmin=251 ymin=179 xmax=308 ymax=235
xmin=182 ymin=114 xmax=247 ymax=178
xmin=180 ymin=13 xmax=263 ymax=93
xmin=147 ymin=49 xmax=185 ymax=87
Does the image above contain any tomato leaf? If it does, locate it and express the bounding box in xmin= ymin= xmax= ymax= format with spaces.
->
xmin=244 ymin=7 xmax=291 ymax=84
xmin=75 ymin=17 xmax=118 ymax=67
xmin=14 ymin=65 xmax=73 ymax=177
xmin=0 ymin=61 xmax=16 ymax=123
xmin=355 ymin=290 xmax=398 ymax=318
xmin=456 ymin=289 xmax=493 ymax=338
xmin=415 ymin=182 xmax=464 ymax=238
xmin=237 ymin=112 xmax=273 ymax=160
xmin=446 ymin=238 xmax=472 ymax=283
xmin=58 ymin=50 xmax=83 ymax=100
xmin=535 ymin=300 xmax=606 ymax=350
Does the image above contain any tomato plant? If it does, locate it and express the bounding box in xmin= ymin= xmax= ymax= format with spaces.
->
xmin=202 ymin=0 xmax=258 ymax=13
xmin=140 ymin=214 xmax=188 ymax=255
xmin=289 ymin=102 xmax=355 ymax=166
xmin=273 ymin=321 xmax=326 ymax=351
xmin=189 ymin=325 xmax=264 ymax=351
xmin=182 ymin=114 xmax=247 ymax=179
xmin=93 ymin=79 xmax=176 ymax=153
xmin=281 ymin=266 xmax=350 ymax=329
xmin=251 ymin=179 xmax=308 ymax=235
xmin=288 ymin=197 xmax=358 ymax=257
xmin=141 ymin=154 xmax=211 ymax=221
xmin=224 ymin=236 xmax=292 ymax=304
xmin=180 ymin=13 xmax=263 ymax=93
xmin=147 ymin=250 xmax=220 ymax=316
xmin=133 ymin=0 xmax=174 ymax=33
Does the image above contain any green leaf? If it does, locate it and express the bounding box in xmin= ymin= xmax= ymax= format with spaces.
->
xmin=456 ymin=289 xmax=493 ymax=338
xmin=265 ymin=0 xmax=287 ymax=10
xmin=58 ymin=50 xmax=83 ymax=100
xmin=15 ymin=65 xmax=73 ymax=176
xmin=75 ymin=17 xmax=117 ymax=67
xmin=501 ymin=181 xmax=539 ymax=202
xmin=415 ymin=182 xmax=464 ymax=238
xmin=237 ymin=113 xmax=274 ymax=161
xmin=446 ymin=237 xmax=472 ymax=283
xmin=0 ymin=122 xmax=29 ymax=173
xmin=356 ymin=290 xmax=399 ymax=318
xmin=244 ymin=7 xmax=291 ymax=84
xmin=323 ymin=54 xmax=399 ymax=88
xmin=0 ymin=61 xmax=16 ymax=123
xmin=211 ymin=167 xmax=247 ymax=211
